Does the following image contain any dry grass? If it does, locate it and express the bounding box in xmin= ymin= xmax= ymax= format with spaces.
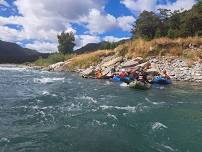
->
xmin=185 ymin=59 xmax=195 ymax=68
xmin=115 ymin=37 xmax=202 ymax=59
xmin=65 ymin=50 xmax=114 ymax=70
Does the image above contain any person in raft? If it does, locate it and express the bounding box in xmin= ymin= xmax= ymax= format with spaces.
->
xmin=161 ymin=69 xmax=170 ymax=79
xmin=119 ymin=69 xmax=127 ymax=79
xmin=128 ymin=69 xmax=139 ymax=81
xmin=119 ymin=69 xmax=131 ymax=84
xmin=95 ymin=69 xmax=103 ymax=79
xmin=138 ymin=68 xmax=149 ymax=83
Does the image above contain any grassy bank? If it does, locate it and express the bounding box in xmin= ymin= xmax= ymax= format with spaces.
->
xmin=34 ymin=37 xmax=202 ymax=69
xmin=115 ymin=37 xmax=202 ymax=60
xmin=64 ymin=50 xmax=114 ymax=70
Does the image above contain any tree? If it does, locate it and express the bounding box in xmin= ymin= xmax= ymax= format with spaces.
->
xmin=57 ymin=31 xmax=75 ymax=54
xmin=167 ymin=28 xmax=176 ymax=39
xmin=158 ymin=9 xmax=172 ymax=36
xmin=131 ymin=11 xmax=161 ymax=40
xmin=131 ymin=1 xmax=202 ymax=39
xmin=155 ymin=28 xmax=161 ymax=38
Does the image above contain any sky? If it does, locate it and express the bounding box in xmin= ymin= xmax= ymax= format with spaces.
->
xmin=0 ymin=0 xmax=196 ymax=53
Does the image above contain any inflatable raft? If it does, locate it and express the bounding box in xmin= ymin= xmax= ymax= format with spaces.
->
xmin=152 ymin=76 xmax=172 ymax=84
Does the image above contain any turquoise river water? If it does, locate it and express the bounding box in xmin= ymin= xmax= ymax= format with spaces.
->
xmin=0 ymin=65 xmax=202 ymax=152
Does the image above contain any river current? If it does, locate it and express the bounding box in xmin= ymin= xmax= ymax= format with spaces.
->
xmin=0 ymin=65 xmax=202 ymax=152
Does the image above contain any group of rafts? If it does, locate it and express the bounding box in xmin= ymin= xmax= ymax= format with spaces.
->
xmin=82 ymin=62 xmax=171 ymax=90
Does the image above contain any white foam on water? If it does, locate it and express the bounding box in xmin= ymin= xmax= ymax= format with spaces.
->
xmin=36 ymin=99 xmax=43 ymax=103
xmin=0 ymin=66 xmax=26 ymax=71
xmin=152 ymin=122 xmax=168 ymax=130
xmin=92 ymin=120 xmax=108 ymax=126
xmin=160 ymin=144 xmax=175 ymax=152
xmin=32 ymin=105 xmax=39 ymax=110
xmin=41 ymin=106 xmax=53 ymax=110
xmin=107 ymin=113 xmax=118 ymax=120
xmin=100 ymin=105 xmax=137 ymax=113
xmin=122 ymin=113 xmax=128 ymax=116
xmin=112 ymin=124 xmax=117 ymax=128
xmin=100 ymin=105 xmax=114 ymax=110
xmin=120 ymin=82 xmax=128 ymax=87
xmin=104 ymin=81 xmax=112 ymax=85
xmin=64 ymin=125 xmax=77 ymax=129
xmin=0 ymin=137 xmax=10 ymax=143
xmin=145 ymin=97 xmax=165 ymax=105
xmin=51 ymin=94 xmax=57 ymax=97
xmin=42 ymin=91 xmax=50 ymax=96
xmin=115 ymin=106 xmax=137 ymax=113
xmin=76 ymin=95 xmax=98 ymax=103
xmin=65 ymin=103 xmax=82 ymax=112
xmin=37 ymin=111 xmax=46 ymax=117
xmin=33 ymin=77 xmax=65 ymax=84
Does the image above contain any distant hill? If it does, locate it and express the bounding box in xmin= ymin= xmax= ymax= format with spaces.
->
xmin=75 ymin=42 xmax=105 ymax=54
xmin=0 ymin=40 xmax=49 ymax=63
xmin=75 ymin=39 xmax=129 ymax=54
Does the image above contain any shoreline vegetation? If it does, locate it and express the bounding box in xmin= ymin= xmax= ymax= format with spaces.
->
xmin=32 ymin=37 xmax=202 ymax=83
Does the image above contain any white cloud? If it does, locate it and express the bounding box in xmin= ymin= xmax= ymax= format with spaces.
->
xmin=0 ymin=26 xmax=25 ymax=42
xmin=75 ymin=34 xmax=101 ymax=49
xmin=81 ymin=9 xmax=117 ymax=34
xmin=0 ymin=0 xmax=112 ymax=52
xmin=121 ymin=0 xmax=196 ymax=13
xmin=0 ymin=0 xmax=10 ymax=7
xmin=103 ymin=36 xmax=129 ymax=42
xmin=117 ymin=16 xmax=135 ymax=31
xmin=25 ymin=41 xmax=57 ymax=53
xmin=121 ymin=0 xmax=157 ymax=12
xmin=157 ymin=0 xmax=196 ymax=11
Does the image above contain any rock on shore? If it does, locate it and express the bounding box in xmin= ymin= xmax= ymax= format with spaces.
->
xmin=47 ymin=55 xmax=202 ymax=82
xmin=149 ymin=57 xmax=202 ymax=82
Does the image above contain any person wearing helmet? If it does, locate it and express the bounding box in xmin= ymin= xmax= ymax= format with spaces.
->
xmin=119 ymin=69 xmax=127 ymax=79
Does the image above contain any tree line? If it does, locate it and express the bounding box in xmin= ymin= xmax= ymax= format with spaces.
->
xmin=131 ymin=1 xmax=202 ymax=40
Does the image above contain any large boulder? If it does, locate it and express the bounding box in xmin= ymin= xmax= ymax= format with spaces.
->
xmin=81 ymin=66 xmax=95 ymax=76
xmin=121 ymin=57 xmax=143 ymax=68
xmin=146 ymin=68 xmax=159 ymax=75
xmin=101 ymin=57 xmax=123 ymax=68
xmin=136 ymin=62 xmax=149 ymax=68
xmin=48 ymin=62 xmax=64 ymax=71
xmin=102 ymin=67 xmax=113 ymax=76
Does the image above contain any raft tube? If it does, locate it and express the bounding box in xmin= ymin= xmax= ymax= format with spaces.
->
xmin=152 ymin=76 xmax=172 ymax=84
xmin=113 ymin=76 xmax=130 ymax=82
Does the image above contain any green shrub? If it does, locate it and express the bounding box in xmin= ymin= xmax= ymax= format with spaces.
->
xmin=35 ymin=53 xmax=74 ymax=67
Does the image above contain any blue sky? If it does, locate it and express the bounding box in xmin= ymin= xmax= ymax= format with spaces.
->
xmin=0 ymin=0 xmax=196 ymax=52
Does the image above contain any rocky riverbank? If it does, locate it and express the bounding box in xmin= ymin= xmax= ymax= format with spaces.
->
xmin=45 ymin=55 xmax=202 ymax=82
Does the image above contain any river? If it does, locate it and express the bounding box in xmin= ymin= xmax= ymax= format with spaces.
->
xmin=0 ymin=65 xmax=202 ymax=152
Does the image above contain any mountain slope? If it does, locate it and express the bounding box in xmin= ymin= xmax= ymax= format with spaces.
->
xmin=75 ymin=39 xmax=129 ymax=54
xmin=0 ymin=40 xmax=49 ymax=63
xmin=75 ymin=42 xmax=105 ymax=54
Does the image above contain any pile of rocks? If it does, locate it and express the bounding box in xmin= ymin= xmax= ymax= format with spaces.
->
xmin=47 ymin=55 xmax=202 ymax=82
xmin=149 ymin=57 xmax=202 ymax=82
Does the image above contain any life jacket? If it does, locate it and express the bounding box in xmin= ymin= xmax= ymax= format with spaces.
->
xmin=119 ymin=72 xmax=127 ymax=79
